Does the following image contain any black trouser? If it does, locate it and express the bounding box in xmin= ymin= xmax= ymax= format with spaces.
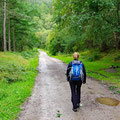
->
xmin=69 ymin=80 xmax=82 ymax=109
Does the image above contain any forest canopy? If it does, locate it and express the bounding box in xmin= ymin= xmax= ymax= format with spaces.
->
xmin=0 ymin=0 xmax=120 ymax=54
xmin=0 ymin=0 xmax=52 ymax=51
xmin=48 ymin=0 xmax=120 ymax=55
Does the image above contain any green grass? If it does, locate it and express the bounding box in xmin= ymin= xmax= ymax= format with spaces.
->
xmin=0 ymin=51 xmax=39 ymax=120
xmin=48 ymin=50 xmax=120 ymax=88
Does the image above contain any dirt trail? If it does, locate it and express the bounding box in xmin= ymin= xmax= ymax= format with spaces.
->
xmin=18 ymin=51 xmax=120 ymax=120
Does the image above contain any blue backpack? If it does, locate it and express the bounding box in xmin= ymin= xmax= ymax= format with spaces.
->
xmin=69 ymin=61 xmax=84 ymax=81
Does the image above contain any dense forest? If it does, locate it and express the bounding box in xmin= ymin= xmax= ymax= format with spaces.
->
xmin=0 ymin=0 xmax=51 ymax=51
xmin=0 ymin=0 xmax=120 ymax=54
xmin=48 ymin=0 xmax=120 ymax=55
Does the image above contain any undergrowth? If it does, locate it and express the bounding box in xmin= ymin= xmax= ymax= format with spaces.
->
xmin=0 ymin=50 xmax=39 ymax=120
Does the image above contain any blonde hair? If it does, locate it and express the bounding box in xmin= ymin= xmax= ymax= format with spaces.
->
xmin=73 ymin=52 xmax=79 ymax=60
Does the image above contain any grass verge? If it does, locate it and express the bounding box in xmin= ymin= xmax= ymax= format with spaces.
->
xmin=0 ymin=50 xmax=39 ymax=120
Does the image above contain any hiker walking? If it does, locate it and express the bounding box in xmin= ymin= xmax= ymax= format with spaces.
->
xmin=66 ymin=52 xmax=86 ymax=112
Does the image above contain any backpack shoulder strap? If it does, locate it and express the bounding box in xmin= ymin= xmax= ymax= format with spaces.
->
xmin=79 ymin=61 xmax=82 ymax=64
xmin=72 ymin=60 xmax=81 ymax=65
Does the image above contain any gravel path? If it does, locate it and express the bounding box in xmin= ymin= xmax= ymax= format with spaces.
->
xmin=17 ymin=51 xmax=120 ymax=120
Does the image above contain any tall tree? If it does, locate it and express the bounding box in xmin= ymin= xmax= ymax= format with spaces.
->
xmin=48 ymin=0 xmax=120 ymax=54
xmin=3 ymin=0 xmax=7 ymax=51
xmin=13 ymin=23 xmax=15 ymax=52
xmin=115 ymin=1 xmax=120 ymax=49
xmin=8 ymin=18 xmax=11 ymax=51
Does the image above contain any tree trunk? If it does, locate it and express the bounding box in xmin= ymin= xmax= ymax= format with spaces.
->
xmin=114 ymin=32 xmax=119 ymax=49
xmin=13 ymin=24 xmax=15 ymax=52
xmin=117 ymin=2 xmax=120 ymax=49
xmin=113 ymin=1 xmax=120 ymax=49
xmin=8 ymin=18 xmax=11 ymax=51
xmin=3 ymin=0 xmax=7 ymax=51
xmin=117 ymin=1 xmax=120 ymax=25
xmin=1 ymin=1 xmax=4 ymax=51
xmin=115 ymin=2 xmax=120 ymax=49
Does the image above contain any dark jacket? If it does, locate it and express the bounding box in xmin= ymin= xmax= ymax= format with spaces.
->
xmin=66 ymin=60 xmax=86 ymax=83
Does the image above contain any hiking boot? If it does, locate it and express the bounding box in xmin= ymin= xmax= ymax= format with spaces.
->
xmin=80 ymin=103 xmax=83 ymax=107
xmin=77 ymin=103 xmax=83 ymax=108
xmin=72 ymin=108 xmax=77 ymax=112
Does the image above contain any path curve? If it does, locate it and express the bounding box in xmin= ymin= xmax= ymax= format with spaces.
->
xmin=18 ymin=51 xmax=120 ymax=120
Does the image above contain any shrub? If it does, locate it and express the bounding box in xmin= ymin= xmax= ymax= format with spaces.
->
xmin=86 ymin=52 xmax=102 ymax=61
xmin=21 ymin=48 xmax=38 ymax=59
xmin=0 ymin=63 xmax=26 ymax=83
xmin=0 ymin=89 xmax=8 ymax=100
xmin=4 ymin=75 xmax=24 ymax=83
xmin=49 ymin=38 xmax=65 ymax=55
xmin=114 ymin=55 xmax=120 ymax=61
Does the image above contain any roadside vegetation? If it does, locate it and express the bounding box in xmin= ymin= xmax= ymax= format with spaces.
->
xmin=0 ymin=0 xmax=50 ymax=119
xmin=49 ymin=50 xmax=120 ymax=91
xmin=0 ymin=49 xmax=38 ymax=120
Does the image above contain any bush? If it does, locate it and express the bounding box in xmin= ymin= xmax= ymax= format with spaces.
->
xmin=4 ymin=76 xmax=16 ymax=83
xmin=86 ymin=52 xmax=102 ymax=61
xmin=0 ymin=62 xmax=26 ymax=83
xmin=4 ymin=75 xmax=24 ymax=83
xmin=49 ymin=38 xmax=65 ymax=55
xmin=114 ymin=55 xmax=120 ymax=61
xmin=21 ymin=48 xmax=38 ymax=59
xmin=0 ymin=89 xmax=8 ymax=100
xmin=1 ymin=64 xmax=26 ymax=83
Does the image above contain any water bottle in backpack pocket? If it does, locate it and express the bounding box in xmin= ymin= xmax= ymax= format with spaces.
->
xmin=69 ymin=61 xmax=84 ymax=81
